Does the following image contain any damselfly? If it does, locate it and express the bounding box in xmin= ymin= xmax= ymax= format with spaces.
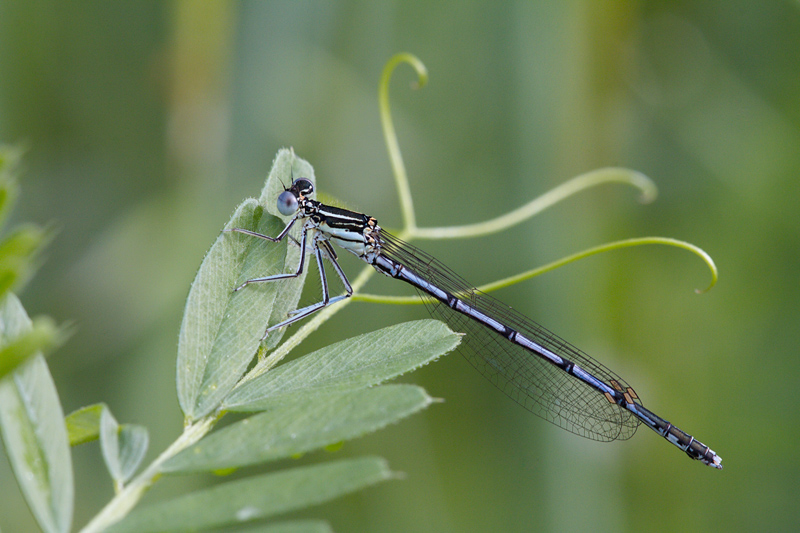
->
xmin=227 ymin=177 xmax=722 ymax=469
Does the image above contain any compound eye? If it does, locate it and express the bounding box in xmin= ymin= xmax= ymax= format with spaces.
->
xmin=292 ymin=178 xmax=314 ymax=197
xmin=277 ymin=190 xmax=299 ymax=216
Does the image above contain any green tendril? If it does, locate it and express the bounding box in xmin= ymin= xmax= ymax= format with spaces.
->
xmin=354 ymin=237 xmax=717 ymax=305
xmin=379 ymin=53 xmax=428 ymax=233
xmin=263 ymin=54 xmax=716 ymax=355
xmin=411 ymin=168 xmax=657 ymax=240
xmin=477 ymin=237 xmax=718 ymax=295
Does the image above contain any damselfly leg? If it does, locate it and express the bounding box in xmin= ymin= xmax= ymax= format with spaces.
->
xmin=226 ymin=218 xmax=353 ymax=339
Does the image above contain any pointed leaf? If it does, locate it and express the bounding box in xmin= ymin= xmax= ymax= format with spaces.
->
xmin=163 ymin=384 xmax=432 ymax=473
xmin=116 ymin=424 xmax=149 ymax=483
xmin=253 ymin=149 xmax=315 ymax=354
xmin=99 ymin=408 xmax=122 ymax=483
xmin=0 ymin=294 xmax=72 ymax=533
xmin=223 ymin=319 xmax=459 ymax=411
xmin=107 ymin=457 xmax=393 ymax=533
xmin=177 ymin=149 xmax=314 ymax=420
xmin=99 ymin=408 xmax=150 ymax=487
xmin=65 ymin=403 xmax=106 ymax=446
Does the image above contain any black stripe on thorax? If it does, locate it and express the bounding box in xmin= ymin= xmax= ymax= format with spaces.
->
xmin=310 ymin=201 xmax=372 ymax=229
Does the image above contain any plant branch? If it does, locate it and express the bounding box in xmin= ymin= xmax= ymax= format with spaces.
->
xmin=80 ymin=416 xmax=216 ymax=533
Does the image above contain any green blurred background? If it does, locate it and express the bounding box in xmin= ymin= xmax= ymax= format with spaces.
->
xmin=1 ymin=1 xmax=798 ymax=531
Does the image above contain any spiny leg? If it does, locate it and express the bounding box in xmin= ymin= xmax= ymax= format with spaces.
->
xmin=320 ymin=239 xmax=353 ymax=295
xmin=225 ymin=214 xmax=298 ymax=243
xmin=231 ymin=223 xmax=308 ymax=292
xmin=286 ymin=239 xmax=353 ymax=318
xmin=262 ymin=238 xmax=351 ymax=339
xmin=226 ymin=219 xmax=354 ymax=340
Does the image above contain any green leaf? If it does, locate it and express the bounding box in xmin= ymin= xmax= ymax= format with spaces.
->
xmin=0 ymin=314 xmax=62 ymax=380
xmin=116 ymin=425 xmax=149 ymax=482
xmin=177 ymin=149 xmax=314 ymax=420
xmin=253 ymin=148 xmax=315 ymax=354
xmin=99 ymin=408 xmax=149 ymax=488
xmin=106 ymin=457 xmax=393 ymax=533
xmin=222 ymin=319 xmax=459 ymax=411
xmin=163 ymin=384 xmax=432 ymax=473
xmin=0 ymin=294 xmax=73 ymax=533
xmin=65 ymin=403 xmax=106 ymax=446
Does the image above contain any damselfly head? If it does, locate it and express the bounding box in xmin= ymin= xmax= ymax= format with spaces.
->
xmin=277 ymin=178 xmax=314 ymax=216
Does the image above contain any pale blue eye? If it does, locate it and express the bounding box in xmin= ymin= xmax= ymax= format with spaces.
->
xmin=277 ymin=191 xmax=298 ymax=216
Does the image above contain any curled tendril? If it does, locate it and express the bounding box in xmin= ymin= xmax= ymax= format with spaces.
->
xmin=477 ymin=237 xmax=718 ymax=295
xmin=365 ymin=54 xmax=715 ymax=304
xmin=379 ymin=53 xmax=428 ymax=234
xmin=354 ymin=237 xmax=718 ymax=305
xmin=411 ymin=168 xmax=657 ymax=240
xmin=266 ymin=53 xmax=717 ymax=362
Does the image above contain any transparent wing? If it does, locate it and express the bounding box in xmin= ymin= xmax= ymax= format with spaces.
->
xmin=379 ymin=231 xmax=641 ymax=441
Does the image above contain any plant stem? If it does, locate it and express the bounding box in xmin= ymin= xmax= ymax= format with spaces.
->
xmin=80 ymin=416 xmax=216 ymax=533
